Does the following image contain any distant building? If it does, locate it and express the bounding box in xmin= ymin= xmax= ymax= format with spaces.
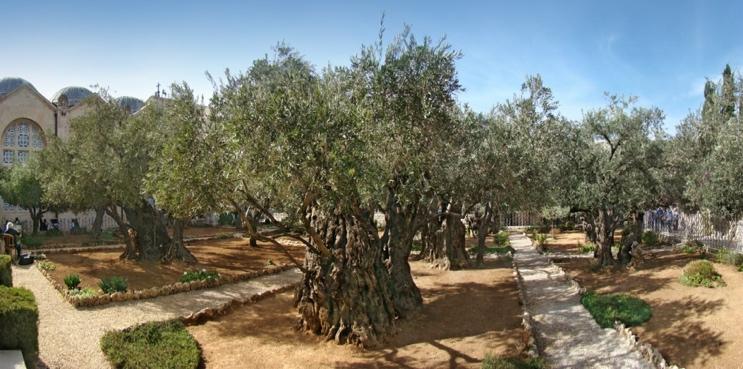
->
xmin=0 ymin=77 xmax=145 ymax=229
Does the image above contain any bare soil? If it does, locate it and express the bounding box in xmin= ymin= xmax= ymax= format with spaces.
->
xmin=46 ymin=237 xmax=305 ymax=290
xmin=542 ymin=231 xmax=587 ymax=253
xmin=188 ymin=259 xmax=524 ymax=369
xmin=30 ymin=226 xmax=235 ymax=249
xmin=558 ymin=251 xmax=743 ymax=369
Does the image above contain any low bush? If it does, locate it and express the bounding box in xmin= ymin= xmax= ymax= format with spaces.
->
xmin=0 ymin=255 xmax=11 ymax=287
xmin=495 ymin=230 xmax=510 ymax=247
xmin=0 ymin=286 xmax=38 ymax=368
xmin=580 ymin=291 xmax=652 ymax=328
xmin=482 ymin=354 xmax=546 ymax=369
xmin=715 ymin=248 xmax=743 ymax=266
xmin=410 ymin=241 xmax=422 ymax=252
xmin=99 ymin=276 xmax=128 ymax=294
xmin=681 ymin=260 xmax=725 ymax=288
xmin=179 ymin=269 xmax=220 ymax=283
xmin=534 ymin=234 xmax=547 ymax=250
xmin=68 ymin=287 xmax=99 ymax=298
xmin=36 ymin=260 xmax=56 ymax=272
xmin=641 ymin=231 xmax=659 ymax=248
xmin=679 ymin=240 xmax=705 ymax=255
xmin=579 ymin=242 xmax=597 ymax=254
xmin=100 ymin=320 xmax=201 ymax=369
xmin=63 ymin=274 xmax=81 ymax=290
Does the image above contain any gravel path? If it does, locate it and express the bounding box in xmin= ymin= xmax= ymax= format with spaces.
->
xmin=510 ymin=233 xmax=654 ymax=369
xmin=12 ymin=265 xmax=302 ymax=369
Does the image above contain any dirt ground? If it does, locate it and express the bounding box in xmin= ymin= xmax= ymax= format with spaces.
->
xmin=29 ymin=226 xmax=235 ymax=249
xmin=188 ymin=259 xmax=524 ymax=369
xmin=542 ymin=231 xmax=587 ymax=253
xmin=558 ymin=252 xmax=743 ymax=369
xmin=45 ymin=237 xmax=305 ymax=291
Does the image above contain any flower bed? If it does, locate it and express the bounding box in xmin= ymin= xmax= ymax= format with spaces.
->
xmin=37 ymin=261 xmax=296 ymax=308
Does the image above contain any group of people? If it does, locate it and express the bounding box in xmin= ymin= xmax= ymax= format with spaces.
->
xmin=647 ymin=207 xmax=680 ymax=233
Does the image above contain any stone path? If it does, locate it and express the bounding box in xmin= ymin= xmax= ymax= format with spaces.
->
xmin=509 ymin=233 xmax=654 ymax=369
xmin=12 ymin=265 xmax=302 ymax=369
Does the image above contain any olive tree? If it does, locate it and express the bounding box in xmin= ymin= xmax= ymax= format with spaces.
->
xmin=38 ymin=92 xmax=189 ymax=262
xmin=562 ymin=96 xmax=665 ymax=266
xmin=0 ymin=157 xmax=55 ymax=233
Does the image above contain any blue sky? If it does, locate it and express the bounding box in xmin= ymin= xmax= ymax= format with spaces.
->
xmin=3 ymin=0 xmax=742 ymax=132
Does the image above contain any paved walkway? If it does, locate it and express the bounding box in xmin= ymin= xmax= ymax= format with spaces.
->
xmin=509 ymin=233 xmax=654 ymax=369
xmin=12 ymin=265 xmax=302 ymax=369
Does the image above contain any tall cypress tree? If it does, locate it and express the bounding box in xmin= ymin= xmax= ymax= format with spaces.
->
xmin=721 ymin=64 xmax=736 ymax=120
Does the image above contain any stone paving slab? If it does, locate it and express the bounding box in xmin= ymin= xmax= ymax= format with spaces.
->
xmin=509 ymin=233 xmax=654 ymax=369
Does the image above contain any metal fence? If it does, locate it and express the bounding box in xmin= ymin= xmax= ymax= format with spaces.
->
xmin=644 ymin=209 xmax=743 ymax=251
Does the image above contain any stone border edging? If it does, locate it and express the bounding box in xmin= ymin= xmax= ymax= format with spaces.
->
xmin=614 ymin=322 xmax=683 ymax=369
xmin=511 ymin=253 xmax=541 ymax=358
xmin=530 ymin=235 xmax=684 ymax=369
xmin=36 ymin=262 xmax=296 ymax=308
xmin=180 ymin=282 xmax=299 ymax=325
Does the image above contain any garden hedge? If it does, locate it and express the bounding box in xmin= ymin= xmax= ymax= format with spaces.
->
xmin=101 ymin=320 xmax=201 ymax=369
xmin=0 ymin=286 xmax=39 ymax=368
xmin=0 ymin=254 xmax=11 ymax=286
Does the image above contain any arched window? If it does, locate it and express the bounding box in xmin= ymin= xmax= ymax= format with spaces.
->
xmin=1 ymin=119 xmax=45 ymax=165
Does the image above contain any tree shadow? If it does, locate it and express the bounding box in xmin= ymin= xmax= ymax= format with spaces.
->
xmin=556 ymin=251 xmax=729 ymax=368
xmin=636 ymin=297 xmax=726 ymax=367
xmin=194 ymin=260 xmax=523 ymax=369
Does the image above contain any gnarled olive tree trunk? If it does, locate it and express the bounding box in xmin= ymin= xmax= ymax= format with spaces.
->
xmin=619 ymin=211 xmax=642 ymax=265
xmin=423 ymin=201 xmax=470 ymax=270
xmin=294 ymin=209 xmax=396 ymax=348
xmin=595 ymin=209 xmax=616 ymax=267
xmin=384 ymin=202 xmax=423 ymax=318
xmin=474 ymin=204 xmax=495 ymax=265
xmin=92 ymin=207 xmax=106 ymax=237
xmin=113 ymin=201 xmax=196 ymax=263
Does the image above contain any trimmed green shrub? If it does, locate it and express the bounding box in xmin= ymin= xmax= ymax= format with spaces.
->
xmin=0 ymin=255 xmax=11 ymax=287
xmin=534 ymin=234 xmax=547 ymax=249
xmin=179 ymin=269 xmax=220 ymax=283
xmin=681 ymin=260 xmax=726 ymax=287
xmin=63 ymin=274 xmax=81 ymax=290
xmin=482 ymin=354 xmax=546 ymax=369
xmin=679 ymin=240 xmax=705 ymax=255
xmin=0 ymin=286 xmax=38 ymax=368
xmin=580 ymin=291 xmax=652 ymax=328
xmin=68 ymin=287 xmax=98 ymax=298
xmin=36 ymin=260 xmax=56 ymax=272
xmin=101 ymin=320 xmax=201 ymax=369
xmin=99 ymin=276 xmax=128 ymax=294
xmin=641 ymin=231 xmax=658 ymax=248
xmin=579 ymin=242 xmax=597 ymax=254
xmin=495 ymin=230 xmax=510 ymax=247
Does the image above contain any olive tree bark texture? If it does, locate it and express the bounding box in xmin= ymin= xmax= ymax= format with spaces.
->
xmin=594 ymin=209 xmax=617 ymax=267
xmin=294 ymin=208 xmax=397 ymax=348
xmin=423 ymin=201 xmax=470 ymax=270
xmin=383 ymin=195 xmax=423 ymax=318
xmin=113 ymin=200 xmax=196 ymax=263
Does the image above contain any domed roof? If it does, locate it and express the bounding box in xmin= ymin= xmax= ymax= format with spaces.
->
xmin=116 ymin=96 xmax=145 ymax=113
xmin=0 ymin=77 xmax=36 ymax=97
xmin=52 ymin=86 xmax=94 ymax=107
